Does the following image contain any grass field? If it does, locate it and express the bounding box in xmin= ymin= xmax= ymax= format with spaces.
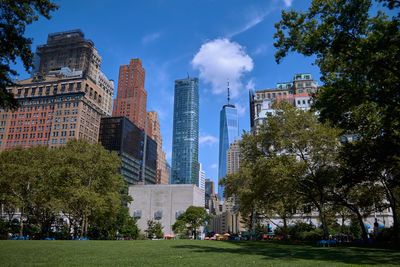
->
xmin=0 ymin=240 xmax=399 ymax=266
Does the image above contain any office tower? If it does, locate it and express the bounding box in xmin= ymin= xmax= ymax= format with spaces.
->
xmin=147 ymin=111 xmax=169 ymax=184
xmin=35 ymin=30 xmax=114 ymax=115
xmin=198 ymin=163 xmax=206 ymax=191
xmin=218 ymin=87 xmax=239 ymax=199
xmin=227 ymin=140 xmax=241 ymax=175
xmin=99 ymin=116 xmax=157 ymax=185
xmin=112 ymin=58 xmax=147 ymax=130
xmin=205 ymin=179 xmax=215 ymax=197
xmin=171 ymin=77 xmax=199 ymax=185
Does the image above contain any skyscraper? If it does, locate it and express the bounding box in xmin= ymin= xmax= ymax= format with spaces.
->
xmin=218 ymin=86 xmax=239 ymax=199
xmin=227 ymin=140 xmax=241 ymax=175
xmin=99 ymin=116 xmax=157 ymax=185
xmin=147 ymin=111 xmax=169 ymax=184
xmin=112 ymin=58 xmax=147 ymax=130
xmin=171 ymin=77 xmax=199 ymax=185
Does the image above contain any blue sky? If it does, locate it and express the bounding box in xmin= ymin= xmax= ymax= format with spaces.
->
xmin=15 ymin=0 xmax=323 ymax=186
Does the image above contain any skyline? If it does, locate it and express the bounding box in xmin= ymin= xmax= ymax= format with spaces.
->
xmin=12 ymin=0 xmax=324 ymax=186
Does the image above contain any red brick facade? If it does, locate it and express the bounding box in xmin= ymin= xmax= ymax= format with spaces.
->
xmin=112 ymin=58 xmax=147 ymax=130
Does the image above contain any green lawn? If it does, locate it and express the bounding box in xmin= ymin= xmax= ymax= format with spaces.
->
xmin=0 ymin=240 xmax=399 ymax=266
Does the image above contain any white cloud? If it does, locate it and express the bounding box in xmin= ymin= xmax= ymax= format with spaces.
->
xmin=283 ymin=0 xmax=293 ymax=7
xmin=191 ymin=39 xmax=254 ymax=99
xmin=246 ymin=79 xmax=255 ymax=91
xmin=252 ymin=44 xmax=268 ymax=56
xmin=228 ymin=13 xmax=267 ymax=38
xmin=142 ymin=32 xmax=161 ymax=45
xmin=199 ymin=135 xmax=218 ymax=146
xmin=210 ymin=164 xmax=217 ymax=169
xmin=234 ymin=102 xmax=247 ymax=117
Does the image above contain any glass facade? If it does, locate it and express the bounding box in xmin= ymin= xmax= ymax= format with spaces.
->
xmin=171 ymin=78 xmax=199 ymax=185
xmin=218 ymin=105 xmax=238 ymax=199
xmin=99 ymin=116 xmax=157 ymax=185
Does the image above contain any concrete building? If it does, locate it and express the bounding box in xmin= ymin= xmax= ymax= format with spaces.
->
xmin=171 ymin=77 xmax=199 ymax=185
xmin=147 ymin=111 xmax=169 ymax=184
xmin=218 ymin=89 xmax=238 ymax=199
xmin=99 ymin=116 xmax=157 ymax=185
xmin=128 ymin=184 xmax=205 ymax=236
xmin=112 ymin=58 xmax=147 ymax=130
xmin=0 ymin=67 xmax=110 ymax=151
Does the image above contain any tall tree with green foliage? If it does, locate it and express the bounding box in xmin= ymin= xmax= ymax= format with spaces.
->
xmin=58 ymin=139 xmax=124 ymax=239
xmin=174 ymin=206 xmax=211 ymax=239
xmin=0 ymin=0 xmax=58 ymax=109
xmin=259 ymin=102 xmax=342 ymax=239
xmin=0 ymin=146 xmax=60 ymax=237
xmin=274 ymin=0 xmax=400 ymax=234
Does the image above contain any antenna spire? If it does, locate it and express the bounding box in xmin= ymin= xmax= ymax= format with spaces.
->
xmin=227 ymin=79 xmax=230 ymax=105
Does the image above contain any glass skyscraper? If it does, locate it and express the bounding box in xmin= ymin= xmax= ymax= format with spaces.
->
xmin=171 ymin=78 xmax=199 ymax=185
xmin=218 ymin=104 xmax=239 ymax=199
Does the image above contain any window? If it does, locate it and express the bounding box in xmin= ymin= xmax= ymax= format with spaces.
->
xmin=77 ymin=82 xmax=81 ymax=91
xmin=61 ymin=84 xmax=66 ymax=92
xmin=154 ymin=210 xmax=163 ymax=220
xmin=133 ymin=210 xmax=142 ymax=219
xmin=69 ymin=83 xmax=74 ymax=92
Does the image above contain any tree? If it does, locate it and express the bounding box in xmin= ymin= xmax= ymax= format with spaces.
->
xmin=58 ymin=139 xmax=124 ymax=239
xmin=265 ymin=102 xmax=342 ymax=239
xmin=274 ymin=0 xmax=400 ymax=235
xmin=0 ymin=0 xmax=58 ymax=109
xmin=222 ymin=132 xmax=266 ymax=240
xmin=0 ymin=146 xmax=60 ymax=237
xmin=175 ymin=206 xmax=211 ymax=239
xmin=172 ymin=219 xmax=187 ymax=236
xmin=145 ymin=220 xmax=164 ymax=239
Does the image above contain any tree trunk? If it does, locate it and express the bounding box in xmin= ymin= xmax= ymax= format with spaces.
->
xmin=84 ymin=217 xmax=88 ymax=238
xmin=248 ymin=211 xmax=254 ymax=241
xmin=19 ymin=206 xmax=24 ymax=237
xmin=282 ymin=216 xmax=289 ymax=240
xmin=318 ymin=205 xmax=329 ymax=240
xmin=354 ymin=209 xmax=368 ymax=239
xmin=80 ymin=215 xmax=85 ymax=239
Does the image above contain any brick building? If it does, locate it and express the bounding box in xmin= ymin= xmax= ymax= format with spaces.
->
xmin=0 ymin=70 xmax=108 ymax=151
xmin=112 ymin=58 xmax=148 ymax=130
xmin=0 ymin=30 xmax=113 ymax=151
xmin=147 ymin=111 xmax=169 ymax=184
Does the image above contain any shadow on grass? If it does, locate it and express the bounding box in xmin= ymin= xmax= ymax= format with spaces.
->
xmin=173 ymin=241 xmax=400 ymax=265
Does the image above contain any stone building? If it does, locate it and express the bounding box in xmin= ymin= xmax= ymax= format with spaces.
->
xmin=128 ymin=184 xmax=204 ymax=236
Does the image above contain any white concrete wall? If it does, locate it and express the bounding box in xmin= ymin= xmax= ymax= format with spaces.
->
xmin=128 ymin=184 xmax=205 ymax=236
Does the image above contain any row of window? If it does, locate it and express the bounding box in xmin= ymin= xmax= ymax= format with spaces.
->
xmin=14 ymin=82 xmax=82 ymax=98
xmin=6 ymin=140 xmax=49 ymax=147
xmin=8 ymin=132 xmax=49 ymax=140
